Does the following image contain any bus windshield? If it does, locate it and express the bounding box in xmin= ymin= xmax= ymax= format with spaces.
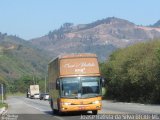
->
xmin=60 ymin=77 xmax=101 ymax=98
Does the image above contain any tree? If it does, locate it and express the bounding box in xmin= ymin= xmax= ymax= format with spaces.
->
xmin=101 ymin=40 xmax=160 ymax=104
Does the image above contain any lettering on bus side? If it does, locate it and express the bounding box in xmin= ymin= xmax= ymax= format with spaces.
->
xmin=64 ymin=62 xmax=95 ymax=68
xmin=75 ymin=68 xmax=85 ymax=73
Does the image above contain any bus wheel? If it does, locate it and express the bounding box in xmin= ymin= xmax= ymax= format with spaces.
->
xmin=50 ymin=99 xmax=54 ymax=114
xmin=92 ymin=110 xmax=98 ymax=115
xmin=81 ymin=111 xmax=88 ymax=115
xmin=58 ymin=110 xmax=63 ymax=116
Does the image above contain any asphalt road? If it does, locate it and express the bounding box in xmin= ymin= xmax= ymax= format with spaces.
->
xmin=2 ymin=96 xmax=160 ymax=120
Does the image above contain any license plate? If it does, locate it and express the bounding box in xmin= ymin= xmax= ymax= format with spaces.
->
xmin=79 ymin=106 xmax=85 ymax=110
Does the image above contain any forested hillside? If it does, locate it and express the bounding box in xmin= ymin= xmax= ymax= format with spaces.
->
xmin=0 ymin=33 xmax=50 ymax=93
xmin=102 ymin=39 xmax=160 ymax=104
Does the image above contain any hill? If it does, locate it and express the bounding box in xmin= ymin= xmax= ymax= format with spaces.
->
xmin=152 ymin=20 xmax=160 ymax=27
xmin=0 ymin=33 xmax=49 ymax=84
xmin=30 ymin=17 xmax=160 ymax=61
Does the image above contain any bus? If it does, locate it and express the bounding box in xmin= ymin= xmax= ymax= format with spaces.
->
xmin=48 ymin=53 xmax=105 ymax=115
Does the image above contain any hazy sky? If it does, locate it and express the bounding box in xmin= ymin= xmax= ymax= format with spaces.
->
xmin=0 ymin=0 xmax=160 ymax=40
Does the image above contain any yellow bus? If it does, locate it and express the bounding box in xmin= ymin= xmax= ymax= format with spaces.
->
xmin=48 ymin=53 xmax=105 ymax=115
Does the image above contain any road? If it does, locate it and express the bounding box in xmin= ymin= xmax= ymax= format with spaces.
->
xmin=2 ymin=96 xmax=160 ymax=120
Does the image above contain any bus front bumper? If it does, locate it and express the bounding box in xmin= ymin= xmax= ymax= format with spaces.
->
xmin=60 ymin=102 xmax=102 ymax=112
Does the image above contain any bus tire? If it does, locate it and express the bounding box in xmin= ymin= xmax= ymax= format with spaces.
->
xmin=58 ymin=105 xmax=63 ymax=116
xmin=58 ymin=109 xmax=63 ymax=116
xmin=50 ymin=99 xmax=54 ymax=114
xmin=92 ymin=110 xmax=98 ymax=115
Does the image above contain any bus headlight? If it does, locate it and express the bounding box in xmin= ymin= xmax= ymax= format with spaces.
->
xmin=62 ymin=102 xmax=71 ymax=105
xmin=92 ymin=100 xmax=100 ymax=104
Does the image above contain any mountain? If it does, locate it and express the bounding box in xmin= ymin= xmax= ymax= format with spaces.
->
xmin=152 ymin=20 xmax=160 ymax=27
xmin=1 ymin=17 xmax=160 ymax=80
xmin=30 ymin=17 xmax=160 ymax=61
xmin=0 ymin=33 xmax=49 ymax=81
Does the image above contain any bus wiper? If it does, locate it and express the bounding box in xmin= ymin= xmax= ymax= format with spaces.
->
xmin=81 ymin=94 xmax=100 ymax=98
xmin=61 ymin=96 xmax=76 ymax=99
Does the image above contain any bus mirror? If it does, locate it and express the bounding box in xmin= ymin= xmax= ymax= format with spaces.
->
xmin=56 ymin=79 xmax=60 ymax=90
xmin=102 ymin=87 xmax=106 ymax=96
xmin=100 ymin=77 xmax=106 ymax=87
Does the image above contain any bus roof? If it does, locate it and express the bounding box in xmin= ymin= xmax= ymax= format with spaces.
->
xmin=59 ymin=53 xmax=97 ymax=59
xmin=49 ymin=53 xmax=97 ymax=64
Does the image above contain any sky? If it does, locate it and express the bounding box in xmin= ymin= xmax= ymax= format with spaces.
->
xmin=0 ymin=0 xmax=160 ymax=40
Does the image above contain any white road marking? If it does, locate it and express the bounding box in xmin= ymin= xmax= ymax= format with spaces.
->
xmin=23 ymin=102 xmax=45 ymax=112
xmin=23 ymin=102 xmax=64 ymax=120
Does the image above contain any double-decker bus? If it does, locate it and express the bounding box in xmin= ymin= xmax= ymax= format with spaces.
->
xmin=48 ymin=53 xmax=105 ymax=115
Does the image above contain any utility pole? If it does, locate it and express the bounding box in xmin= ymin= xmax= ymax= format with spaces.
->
xmin=33 ymin=75 xmax=35 ymax=85
xmin=1 ymin=84 xmax=3 ymax=104
xmin=33 ymin=70 xmax=35 ymax=85
xmin=45 ymin=76 xmax=46 ymax=93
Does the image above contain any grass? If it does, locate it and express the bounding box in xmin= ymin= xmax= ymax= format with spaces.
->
xmin=6 ymin=92 xmax=25 ymax=97
xmin=0 ymin=103 xmax=7 ymax=108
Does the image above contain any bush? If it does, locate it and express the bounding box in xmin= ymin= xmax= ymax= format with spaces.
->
xmin=102 ymin=40 xmax=160 ymax=104
xmin=0 ymin=103 xmax=8 ymax=108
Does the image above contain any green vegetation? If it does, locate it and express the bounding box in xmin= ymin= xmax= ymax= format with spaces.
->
xmin=0 ymin=34 xmax=49 ymax=94
xmin=7 ymin=75 xmax=48 ymax=93
xmin=7 ymin=92 xmax=25 ymax=97
xmin=0 ymin=103 xmax=8 ymax=108
xmin=102 ymin=40 xmax=160 ymax=104
xmin=0 ymin=76 xmax=6 ymax=84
